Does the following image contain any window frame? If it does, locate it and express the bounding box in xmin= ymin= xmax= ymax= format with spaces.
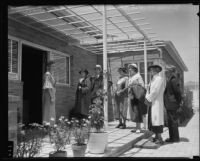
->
xmin=49 ymin=51 xmax=71 ymax=86
xmin=8 ymin=36 xmax=21 ymax=80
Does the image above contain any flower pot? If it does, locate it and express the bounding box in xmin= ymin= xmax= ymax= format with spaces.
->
xmin=88 ymin=132 xmax=108 ymax=154
xmin=71 ymin=144 xmax=87 ymax=157
xmin=49 ymin=151 xmax=67 ymax=157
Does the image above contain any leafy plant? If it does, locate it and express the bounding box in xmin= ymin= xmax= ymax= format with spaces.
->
xmin=89 ymin=96 xmax=104 ymax=133
xmin=17 ymin=123 xmax=47 ymax=157
xmin=43 ymin=116 xmax=72 ymax=152
xmin=70 ymin=117 xmax=90 ymax=146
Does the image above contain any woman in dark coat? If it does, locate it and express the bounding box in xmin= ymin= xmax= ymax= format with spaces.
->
xmin=71 ymin=69 xmax=91 ymax=119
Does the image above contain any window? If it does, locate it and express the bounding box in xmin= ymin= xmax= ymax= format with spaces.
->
xmin=8 ymin=39 xmax=19 ymax=80
xmin=50 ymin=52 xmax=70 ymax=85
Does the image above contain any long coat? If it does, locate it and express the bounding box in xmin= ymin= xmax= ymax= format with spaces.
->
xmin=146 ymin=73 xmax=165 ymax=126
xmin=164 ymin=74 xmax=182 ymax=111
xmin=72 ymin=76 xmax=91 ymax=116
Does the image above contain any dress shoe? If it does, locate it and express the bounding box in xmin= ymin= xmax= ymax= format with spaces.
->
xmin=115 ymin=123 xmax=123 ymax=128
xmin=119 ymin=124 xmax=126 ymax=129
xmin=165 ymin=138 xmax=180 ymax=143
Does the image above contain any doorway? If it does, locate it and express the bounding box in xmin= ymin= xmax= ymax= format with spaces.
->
xmin=22 ymin=44 xmax=47 ymax=124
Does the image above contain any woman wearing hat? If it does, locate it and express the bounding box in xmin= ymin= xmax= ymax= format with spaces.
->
xmin=127 ymin=63 xmax=147 ymax=133
xmin=43 ymin=60 xmax=56 ymax=125
xmin=145 ymin=64 xmax=165 ymax=145
xmin=71 ymin=68 xmax=91 ymax=119
xmin=114 ymin=67 xmax=129 ymax=129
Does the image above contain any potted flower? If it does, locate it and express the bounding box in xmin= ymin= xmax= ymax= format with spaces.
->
xmin=43 ymin=116 xmax=72 ymax=157
xmin=70 ymin=117 xmax=90 ymax=157
xmin=88 ymin=94 xmax=108 ymax=154
xmin=17 ymin=123 xmax=47 ymax=157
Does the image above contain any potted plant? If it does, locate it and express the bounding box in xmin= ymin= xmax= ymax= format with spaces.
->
xmin=17 ymin=123 xmax=47 ymax=157
xmin=88 ymin=91 xmax=108 ymax=154
xmin=43 ymin=116 xmax=72 ymax=157
xmin=70 ymin=117 xmax=90 ymax=157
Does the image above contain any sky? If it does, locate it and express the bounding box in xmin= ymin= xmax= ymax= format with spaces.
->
xmin=135 ymin=4 xmax=199 ymax=83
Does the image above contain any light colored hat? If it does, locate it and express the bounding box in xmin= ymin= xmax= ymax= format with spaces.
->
xmin=128 ymin=63 xmax=138 ymax=69
xmin=94 ymin=64 xmax=102 ymax=71
xmin=165 ymin=64 xmax=176 ymax=72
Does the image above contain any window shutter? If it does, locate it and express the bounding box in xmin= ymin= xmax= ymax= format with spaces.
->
xmin=12 ymin=40 xmax=18 ymax=73
xmin=8 ymin=39 xmax=11 ymax=72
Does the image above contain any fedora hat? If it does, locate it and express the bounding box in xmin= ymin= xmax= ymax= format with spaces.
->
xmin=46 ymin=60 xmax=55 ymax=67
xmin=94 ymin=64 xmax=102 ymax=71
xmin=118 ymin=67 xmax=127 ymax=73
xmin=148 ymin=64 xmax=162 ymax=72
xmin=79 ymin=69 xmax=89 ymax=75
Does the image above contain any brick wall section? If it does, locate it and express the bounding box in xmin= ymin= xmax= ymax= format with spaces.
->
xmin=8 ymin=18 xmax=97 ymax=120
xmin=8 ymin=80 xmax=23 ymax=123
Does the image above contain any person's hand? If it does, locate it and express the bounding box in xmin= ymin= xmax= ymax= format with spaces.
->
xmin=51 ymin=97 xmax=55 ymax=102
xmin=144 ymin=98 xmax=151 ymax=106
xmin=78 ymin=86 xmax=82 ymax=89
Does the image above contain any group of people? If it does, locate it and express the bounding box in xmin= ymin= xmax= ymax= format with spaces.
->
xmin=42 ymin=60 xmax=183 ymax=146
xmin=114 ymin=63 xmax=183 ymax=145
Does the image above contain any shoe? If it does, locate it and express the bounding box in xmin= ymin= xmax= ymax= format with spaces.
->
xmin=154 ymin=139 xmax=164 ymax=145
xmin=165 ymin=138 xmax=179 ymax=143
xmin=131 ymin=129 xmax=136 ymax=133
xmin=150 ymin=137 xmax=158 ymax=142
xmin=115 ymin=123 xmax=123 ymax=128
xmin=136 ymin=129 xmax=141 ymax=134
xmin=119 ymin=124 xmax=126 ymax=129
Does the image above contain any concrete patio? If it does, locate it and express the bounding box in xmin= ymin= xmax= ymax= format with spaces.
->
xmin=37 ymin=120 xmax=152 ymax=157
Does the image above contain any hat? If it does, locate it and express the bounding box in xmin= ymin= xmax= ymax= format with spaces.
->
xmin=148 ymin=64 xmax=162 ymax=72
xmin=128 ymin=63 xmax=138 ymax=69
xmin=94 ymin=64 xmax=102 ymax=71
xmin=165 ymin=64 xmax=176 ymax=72
xmin=79 ymin=69 xmax=89 ymax=75
xmin=118 ymin=67 xmax=127 ymax=73
xmin=46 ymin=60 xmax=55 ymax=67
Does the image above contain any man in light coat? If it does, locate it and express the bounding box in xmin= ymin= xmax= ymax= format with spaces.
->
xmin=145 ymin=64 xmax=165 ymax=145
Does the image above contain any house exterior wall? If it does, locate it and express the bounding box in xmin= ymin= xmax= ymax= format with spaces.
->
xmin=8 ymin=18 xmax=97 ymax=121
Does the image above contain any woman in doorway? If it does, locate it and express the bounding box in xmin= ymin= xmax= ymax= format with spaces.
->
xmin=71 ymin=69 xmax=91 ymax=119
xmin=114 ymin=67 xmax=129 ymax=129
xmin=127 ymin=63 xmax=147 ymax=134
xmin=42 ymin=60 xmax=56 ymax=125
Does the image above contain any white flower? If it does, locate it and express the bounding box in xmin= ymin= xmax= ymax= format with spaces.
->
xmin=21 ymin=130 xmax=25 ymax=135
xmin=88 ymin=116 xmax=91 ymax=119
xmin=54 ymin=124 xmax=57 ymax=128
xmin=65 ymin=119 xmax=68 ymax=122
xmin=59 ymin=118 xmax=62 ymax=121
xmin=46 ymin=122 xmax=50 ymax=126
xmin=50 ymin=117 xmax=55 ymax=121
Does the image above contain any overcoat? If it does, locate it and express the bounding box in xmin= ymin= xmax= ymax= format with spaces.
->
xmin=146 ymin=73 xmax=165 ymax=126
xmin=72 ymin=76 xmax=91 ymax=116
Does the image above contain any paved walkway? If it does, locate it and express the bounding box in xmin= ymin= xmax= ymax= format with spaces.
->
xmin=37 ymin=121 xmax=146 ymax=157
xmin=120 ymin=111 xmax=199 ymax=158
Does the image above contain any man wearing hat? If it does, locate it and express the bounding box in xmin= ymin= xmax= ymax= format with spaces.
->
xmin=145 ymin=64 xmax=165 ymax=145
xmin=71 ymin=68 xmax=91 ymax=119
xmin=43 ymin=60 xmax=56 ymax=125
xmin=164 ymin=65 xmax=182 ymax=143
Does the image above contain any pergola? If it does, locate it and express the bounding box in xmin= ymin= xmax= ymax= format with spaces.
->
xmin=8 ymin=5 xmax=165 ymax=129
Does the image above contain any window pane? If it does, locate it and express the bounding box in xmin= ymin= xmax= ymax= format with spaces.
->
xmin=139 ymin=62 xmax=144 ymax=74
xmin=12 ymin=40 xmax=18 ymax=73
xmin=50 ymin=52 xmax=70 ymax=84
xmin=8 ymin=39 xmax=11 ymax=72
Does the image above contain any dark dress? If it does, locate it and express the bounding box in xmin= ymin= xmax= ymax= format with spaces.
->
xmin=71 ymin=76 xmax=91 ymax=119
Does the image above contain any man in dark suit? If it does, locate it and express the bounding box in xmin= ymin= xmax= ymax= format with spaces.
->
xmin=164 ymin=65 xmax=182 ymax=143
